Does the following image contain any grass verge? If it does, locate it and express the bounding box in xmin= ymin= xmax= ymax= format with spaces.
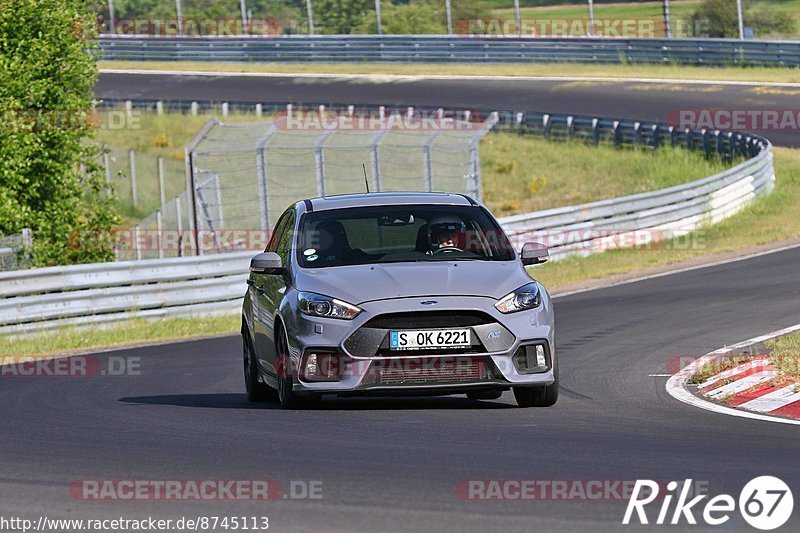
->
xmin=482 ymin=133 xmax=731 ymax=215
xmin=99 ymin=60 xmax=800 ymax=84
xmin=0 ymin=315 xmax=240 ymax=358
xmin=688 ymin=356 xmax=751 ymax=385
xmin=765 ymin=331 xmax=800 ymax=381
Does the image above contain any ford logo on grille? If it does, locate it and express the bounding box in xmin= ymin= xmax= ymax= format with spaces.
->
xmin=419 ymin=300 xmax=438 ymax=305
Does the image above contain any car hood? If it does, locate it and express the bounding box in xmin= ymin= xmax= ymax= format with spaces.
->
xmin=294 ymin=261 xmax=534 ymax=305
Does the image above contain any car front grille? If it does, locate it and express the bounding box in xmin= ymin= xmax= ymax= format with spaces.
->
xmin=363 ymin=311 xmax=494 ymax=329
xmin=369 ymin=357 xmax=489 ymax=386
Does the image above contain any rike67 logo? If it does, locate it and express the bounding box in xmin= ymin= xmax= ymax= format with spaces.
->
xmin=623 ymin=476 xmax=793 ymax=530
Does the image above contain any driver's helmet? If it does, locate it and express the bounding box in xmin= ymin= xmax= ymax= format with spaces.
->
xmin=428 ymin=215 xmax=467 ymax=250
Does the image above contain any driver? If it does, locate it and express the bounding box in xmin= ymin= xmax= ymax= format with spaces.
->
xmin=428 ymin=215 xmax=467 ymax=253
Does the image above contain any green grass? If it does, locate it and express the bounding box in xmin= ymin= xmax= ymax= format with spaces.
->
xmin=528 ymin=147 xmax=800 ymax=289
xmin=99 ymin=60 xmax=800 ymax=84
xmin=481 ymin=132 xmax=732 ymax=215
xmin=0 ymin=315 xmax=240 ymax=358
xmin=688 ymin=355 xmax=751 ymax=384
xmin=765 ymin=331 xmax=800 ymax=381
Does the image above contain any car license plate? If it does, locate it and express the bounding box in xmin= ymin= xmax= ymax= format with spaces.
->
xmin=389 ymin=329 xmax=471 ymax=350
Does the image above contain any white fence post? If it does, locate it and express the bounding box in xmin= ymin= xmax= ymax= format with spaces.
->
xmin=156 ymin=209 xmax=164 ymax=259
xmin=175 ymin=196 xmax=184 ymax=257
xmin=129 ymin=149 xmax=137 ymax=208
xmin=103 ymin=146 xmax=111 ymax=193
xmin=306 ymin=0 xmax=314 ymax=35
xmin=158 ymin=156 xmax=166 ymax=210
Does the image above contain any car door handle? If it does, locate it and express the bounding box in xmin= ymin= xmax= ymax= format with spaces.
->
xmin=256 ymin=286 xmax=265 ymax=295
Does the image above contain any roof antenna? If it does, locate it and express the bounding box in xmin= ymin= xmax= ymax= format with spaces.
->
xmin=362 ymin=163 xmax=370 ymax=193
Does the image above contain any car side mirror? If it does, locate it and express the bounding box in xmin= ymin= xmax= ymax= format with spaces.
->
xmin=521 ymin=242 xmax=549 ymax=266
xmin=250 ymin=252 xmax=283 ymax=274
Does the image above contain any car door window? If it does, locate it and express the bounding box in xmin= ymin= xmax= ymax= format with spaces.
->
xmin=266 ymin=212 xmax=292 ymax=253
xmin=275 ymin=211 xmax=296 ymax=266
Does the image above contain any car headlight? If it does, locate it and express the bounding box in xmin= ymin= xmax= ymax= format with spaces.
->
xmin=494 ymin=282 xmax=542 ymax=314
xmin=298 ymin=291 xmax=362 ymax=320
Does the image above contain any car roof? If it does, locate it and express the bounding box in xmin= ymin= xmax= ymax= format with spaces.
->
xmin=305 ymin=192 xmax=476 ymax=212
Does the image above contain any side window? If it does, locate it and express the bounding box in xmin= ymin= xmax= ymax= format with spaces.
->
xmin=265 ymin=211 xmax=291 ymax=253
xmin=275 ymin=211 xmax=296 ymax=264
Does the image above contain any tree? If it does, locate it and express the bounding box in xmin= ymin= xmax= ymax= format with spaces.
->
xmin=355 ymin=0 xmax=445 ymax=34
xmin=0 ymin=0 xmax=119 ymax=266
xmin=690 ymin=0 xmax=796 ymax=38
xmin=354 ymin=0 xmax=492 ymax=35
xmin=691 ymin=0 xmax=741 ymax=38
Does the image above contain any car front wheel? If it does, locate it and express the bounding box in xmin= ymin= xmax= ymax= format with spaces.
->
xmin=513 ymin=359 xmax=559 ymax=407
xmin=275 ymin=331 xmax=320 ymax=410
xmin=243 ymin=329 xmax=277 ymax=402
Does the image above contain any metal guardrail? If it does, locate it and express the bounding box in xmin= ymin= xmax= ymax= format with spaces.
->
xmin=0 ymin=252 xmax=251 ymax=335
xmin=500 ymin=146 xmax=773 ymax=258
xmin=98 ymin=36 xmax=800 ymax=66
xmin=0 ymin=106 xmax=774 ymax=336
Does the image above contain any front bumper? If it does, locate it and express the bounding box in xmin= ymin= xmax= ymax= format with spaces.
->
xmin=284 ymin=295 xmax=556 ymax=395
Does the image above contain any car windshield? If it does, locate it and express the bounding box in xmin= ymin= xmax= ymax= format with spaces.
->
xmin=297 ymin=205 xmax=515 ymax=268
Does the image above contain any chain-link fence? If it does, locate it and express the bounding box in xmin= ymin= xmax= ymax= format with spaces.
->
xmin=120 ymin=107 xmax=496 ymax=259
xmin=97 ymin=0 xmax=796 ymax=40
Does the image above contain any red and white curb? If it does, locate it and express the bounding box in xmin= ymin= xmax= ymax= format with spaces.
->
xmin=698 ymin=356 xmax=800 ymax=418
xmin=666 ymin=323 xmax=800 ymax=426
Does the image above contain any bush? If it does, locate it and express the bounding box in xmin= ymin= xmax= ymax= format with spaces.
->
xmin=0 ymin=0 xmax=119 ymax=266
xmin=748 ymin=8 xmax=797 ymax=37
xmin=354 ymin=0 xmax=492 ymax=35
xmin=691 ymin=0 xmax=797 ymax=38
xmin=691 ymin=0 xmax=742 ymax=38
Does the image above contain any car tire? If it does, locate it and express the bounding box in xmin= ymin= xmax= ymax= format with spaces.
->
xmin=243 ymin=329 xmax=277 ymax=402
xmin=513 ymin=358 xmax=559 ymax=408
xmin=275 ymin=330 xmax=320 ymax=410
xmin=466 ymin=390 xmax=503 ymax=401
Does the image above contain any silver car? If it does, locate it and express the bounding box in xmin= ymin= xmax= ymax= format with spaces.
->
xmin=241 ymin=193 xmax=557 ymax=409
